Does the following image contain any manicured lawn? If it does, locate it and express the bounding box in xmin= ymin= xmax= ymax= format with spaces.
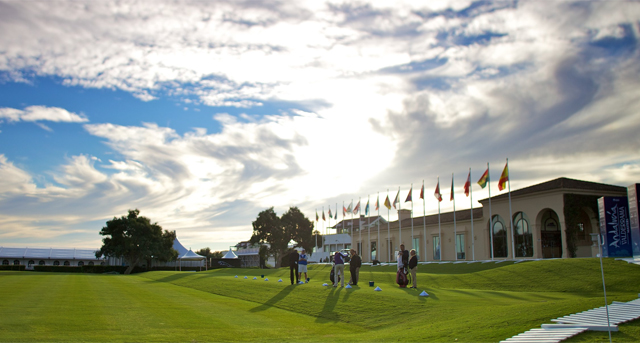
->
xmin=1 ymin=258 xmax=639 ymax=342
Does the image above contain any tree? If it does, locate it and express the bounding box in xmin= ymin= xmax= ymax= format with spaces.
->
xmin=250 ymin=207 xmax=287 ymax=267
xmin=96 ymin=209 xmax=177 ymax=274
xmin=196 ymin=247 xmax=223 ymax=260
xmin=249 ymin=206 xmax=314 ymax=268
xmin=282 ymin=207 xmax=314 ymax=254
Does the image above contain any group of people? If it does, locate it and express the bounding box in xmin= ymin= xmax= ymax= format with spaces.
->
xmin=396 ymin=244 xmax=418 ymax=288
xmin=288 ymin=244 xmax=418 ymax=289
xmin=288 ymin=248 xmax=309 ymax=285
xmin=332 ymin=249 xmax=361 ymax=287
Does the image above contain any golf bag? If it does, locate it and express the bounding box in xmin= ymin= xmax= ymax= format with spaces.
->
xmin=330 ymin=265 xmax=341 ymax=283
xmin=396 ymin=267 xmax=409 ymax=288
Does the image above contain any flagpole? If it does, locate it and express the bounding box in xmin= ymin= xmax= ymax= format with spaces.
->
xmin=367 ymin=195 xmax=371 ymax=262
xmin=488 ymin=163 xmax=494 ymax=261
xmin=470 ymin=168 xmax=475 ymax=261
xmin=411 ymin=183 xmax=414 ymax=252
xmin=387 ymin=189 xmax=390 ymax=263
xmin=359 ymin=197 xmax=362 ymax=256
xmin=438 ymin=177 xmax=442 ymax=261
xmin=398 ymin=186 xmax=402 ymax=248
xmin=351 ymin=199 xmax=354 ymax=250
xmin=507 ymin=158 xmax=515 ymax=260
xmin=377 ymin=192 xmax=380 ymax=263
xmin=453 ymin=173 xmax=457 ymax=261
xmin=342 ymin=201 xmax=345 ymax=236
xmin=422 ymin=180 xmax=426 ymax=262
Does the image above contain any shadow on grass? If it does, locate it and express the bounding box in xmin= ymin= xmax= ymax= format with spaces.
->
xmin=249 ymin=284 xmax=295 ymax=313
xmin=316 ymin=286 xmax=342 ymax=323
xmin=149 ymin=273 xmax=196 ymax=283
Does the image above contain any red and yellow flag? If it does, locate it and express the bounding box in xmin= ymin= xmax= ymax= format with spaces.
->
xmin=477 ymin=168 xmax=489 ymax=189
xmin=498 ymin=162 xmax=509 ymax=191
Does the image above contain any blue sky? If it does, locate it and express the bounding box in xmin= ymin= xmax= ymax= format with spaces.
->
xmin=1 ymin=0 xmax=639 ymax=252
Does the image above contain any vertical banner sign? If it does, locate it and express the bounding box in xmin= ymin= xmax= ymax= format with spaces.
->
xmin=627 ymin=184 xmax=640 ymax=259
xmin=598 ymin=196 xmax=632 ymax=258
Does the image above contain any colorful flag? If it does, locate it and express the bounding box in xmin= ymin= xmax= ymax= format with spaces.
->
xmin=343 ymin=205 xmax=347 ymax=216
xmin=393 ymin=189 xmax=400 ymax=209
xmin=334 ymin=211 xmax=337 ymax=220
xmin=434 ymin=181 xmax=442 ymax=202
xmin=328 ymin=207 xmax=332 ymax=218
xmin=384 ymin=195 xmax=391 ymax=209
xmin=419 ymin=183 xmax=424 ymax=200
xmin=316 ymin=211 xmax=319 ymax=221
xmin=375 ymin=195 xmax=379 ymax=211
xmin=477 ymin=168 xmax=489 ymax=189
xmin=464 ymin=171 xmax=471 ymax=197
xmin=405 ymin=186 xmax=412 ymax=202
xmin=365 ymin=200 xmax=370 ymax=215
xmin=450 ymin=177 xmax=455 ymax=201
xmin=353 ymin=200 xmax=360 ymax=214
xmin=346 ymin=201 xmax=353 ymax=213
xmin=498 ymin=162 xmax=509 ymax=191
xmin=322 ymin=211 xmax=326 ymax=221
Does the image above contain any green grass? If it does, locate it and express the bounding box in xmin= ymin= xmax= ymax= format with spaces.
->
xmin=1 ymin=258 xmax=639 ymax=342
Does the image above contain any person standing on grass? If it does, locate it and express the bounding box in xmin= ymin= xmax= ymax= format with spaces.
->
xmin=333 ymin=250 xmax=346 ymax=287
xmin=397 ymin=244 xmax=407 ymax=271
xmin=408 ymin=249 xmax=418 ymax=288
xmin=289 ymin=249 xmax=299 ymax=285
xmin=349 ymin=249 xmax=361 ymax=286
xmin=298 ymin=249 xmax=308 ymax=283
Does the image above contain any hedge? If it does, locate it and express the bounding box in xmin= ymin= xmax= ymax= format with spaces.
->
xmin=0 ymin=265 xmax=26 ymax=271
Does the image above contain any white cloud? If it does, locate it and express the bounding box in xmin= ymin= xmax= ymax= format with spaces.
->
xmin=0 ymin=106 xmax=88 ymax=123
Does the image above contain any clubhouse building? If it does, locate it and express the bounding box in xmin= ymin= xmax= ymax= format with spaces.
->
xmin=330 ymin=177 xmax=629 ymax=263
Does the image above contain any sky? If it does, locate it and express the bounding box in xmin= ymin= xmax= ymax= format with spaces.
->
xmin=1 ymin=0 xmax=639 ymax=253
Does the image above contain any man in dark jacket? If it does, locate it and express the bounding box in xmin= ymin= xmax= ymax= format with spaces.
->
xmin=289 ymin=249 xmax=299 ymax=285
xmin=349 ymin=249 xmax=362 ymax=286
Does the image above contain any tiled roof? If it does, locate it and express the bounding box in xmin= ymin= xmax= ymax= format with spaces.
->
xmin=483 ymin=177 xmax=626 ymax=202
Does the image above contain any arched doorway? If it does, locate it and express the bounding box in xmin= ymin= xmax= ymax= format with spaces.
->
xmin=540 ymin=210 xmax=562 ymax=258
xmin=514 ymin=212 xmax=533 ymax=257
xmin=490 ymin=215 xmax=508 ymax=258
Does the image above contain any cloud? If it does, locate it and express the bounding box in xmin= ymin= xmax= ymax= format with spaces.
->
xmin=0 ymin=106 xmax=88 ymax=123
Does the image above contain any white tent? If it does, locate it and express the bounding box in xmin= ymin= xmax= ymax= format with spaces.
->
xmin=222 ymin=249 xmax=238 ymax=259
xmin=178 ymin=249 xmax=206 ymax=271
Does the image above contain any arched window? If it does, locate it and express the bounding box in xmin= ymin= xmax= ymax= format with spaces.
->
xmin=2 ymin=260 xmax=8 ymax=265
xmin=78 ymin=261 xmax=84 ymax=266
xmin=39 ymin=260 xmax=45 ymax=266
xmin=541 ymin=210 xmax=562 ymax=258
xmin=14 ymin=260 xmax=20 ymax=265
xmin=53 ymin=261 xmax=60 ymax=266
xmin=492 ymin=215 xmax=508 ymax=258
xmin=88 ymin=261 xmax=94 ymax=266
xmin=514 ymin=212 xmax=533 ymax=257
xmin=63 ymin=261 xmax=70 ymax=266
xmin=28 ymin=260 xmax=35 ymax=266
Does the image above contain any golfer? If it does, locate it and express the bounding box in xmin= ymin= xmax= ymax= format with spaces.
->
xmin=298 ymin=249 xmax=308 ymax=283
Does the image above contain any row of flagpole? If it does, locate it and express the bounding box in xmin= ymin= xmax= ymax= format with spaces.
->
xmin=315 ymin=159 xmax=512 ymax=261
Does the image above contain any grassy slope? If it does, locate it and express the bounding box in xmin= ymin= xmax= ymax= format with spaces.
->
xmin=1 ymin=258 xmax=639 ymax=342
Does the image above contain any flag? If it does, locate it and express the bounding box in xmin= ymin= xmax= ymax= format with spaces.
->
xmin=434 ymin=181 xmax=442 ymax=202
xmin=316 ymin=211 xmax=319 ymax=221
xmin=375 ymin=195 xmax=379 ymax=211
xmin=322 ymin=211 xmax=326 ymax=221
xmin=498 ymin=162 xmax=509 ymax=191
xmin=393 ymin=189 xmax=400 ymax=209
xmin=384 ymin=195 xmax=391 ymax=209
xmin=353 ymin=200 xmax=360 ymax=214
xmin=405 ymin=186 xmax=412 ymax=202
xmin=477 ymin=167 xmax=489 ymax=189
xmin=450 ymin=177 xmax=454 ymax=201
xmin=464 ymin=171 xmax=471 ymax=197
xmin=328 ymin=207 xmax=332 ymax=218
xmin=343 ymin=205 xmax=347 ymax=216
xmin=346 ymin=201 xmax=353 ymax=213
xmin=419 ymin=183 xmax=424 ymax=200
xmin=365 ymin=200 xmax=370 ymax=215
xmin=334 ymin=211 xmax=337 ymax=220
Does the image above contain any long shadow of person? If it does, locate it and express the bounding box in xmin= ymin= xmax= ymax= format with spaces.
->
xmin=249 ymin=284 xmax=295 ymax=312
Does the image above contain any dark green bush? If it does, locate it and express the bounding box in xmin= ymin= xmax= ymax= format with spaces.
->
xmin=0 ymin=265 xmax=25 ymax=271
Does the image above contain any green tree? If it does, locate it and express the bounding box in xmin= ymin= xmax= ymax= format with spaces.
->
xmin=282 ymin=206 xmax=314 ymax=254
xmin=96 ymin=209 xmax=177 ymax=274
xmin=196 ymin=247 xmax=223 ymax=260
xmin=249 ymin=206 xmax=314 ymax=267
xmin=250 ymin=207 xmax=287 ymax=267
